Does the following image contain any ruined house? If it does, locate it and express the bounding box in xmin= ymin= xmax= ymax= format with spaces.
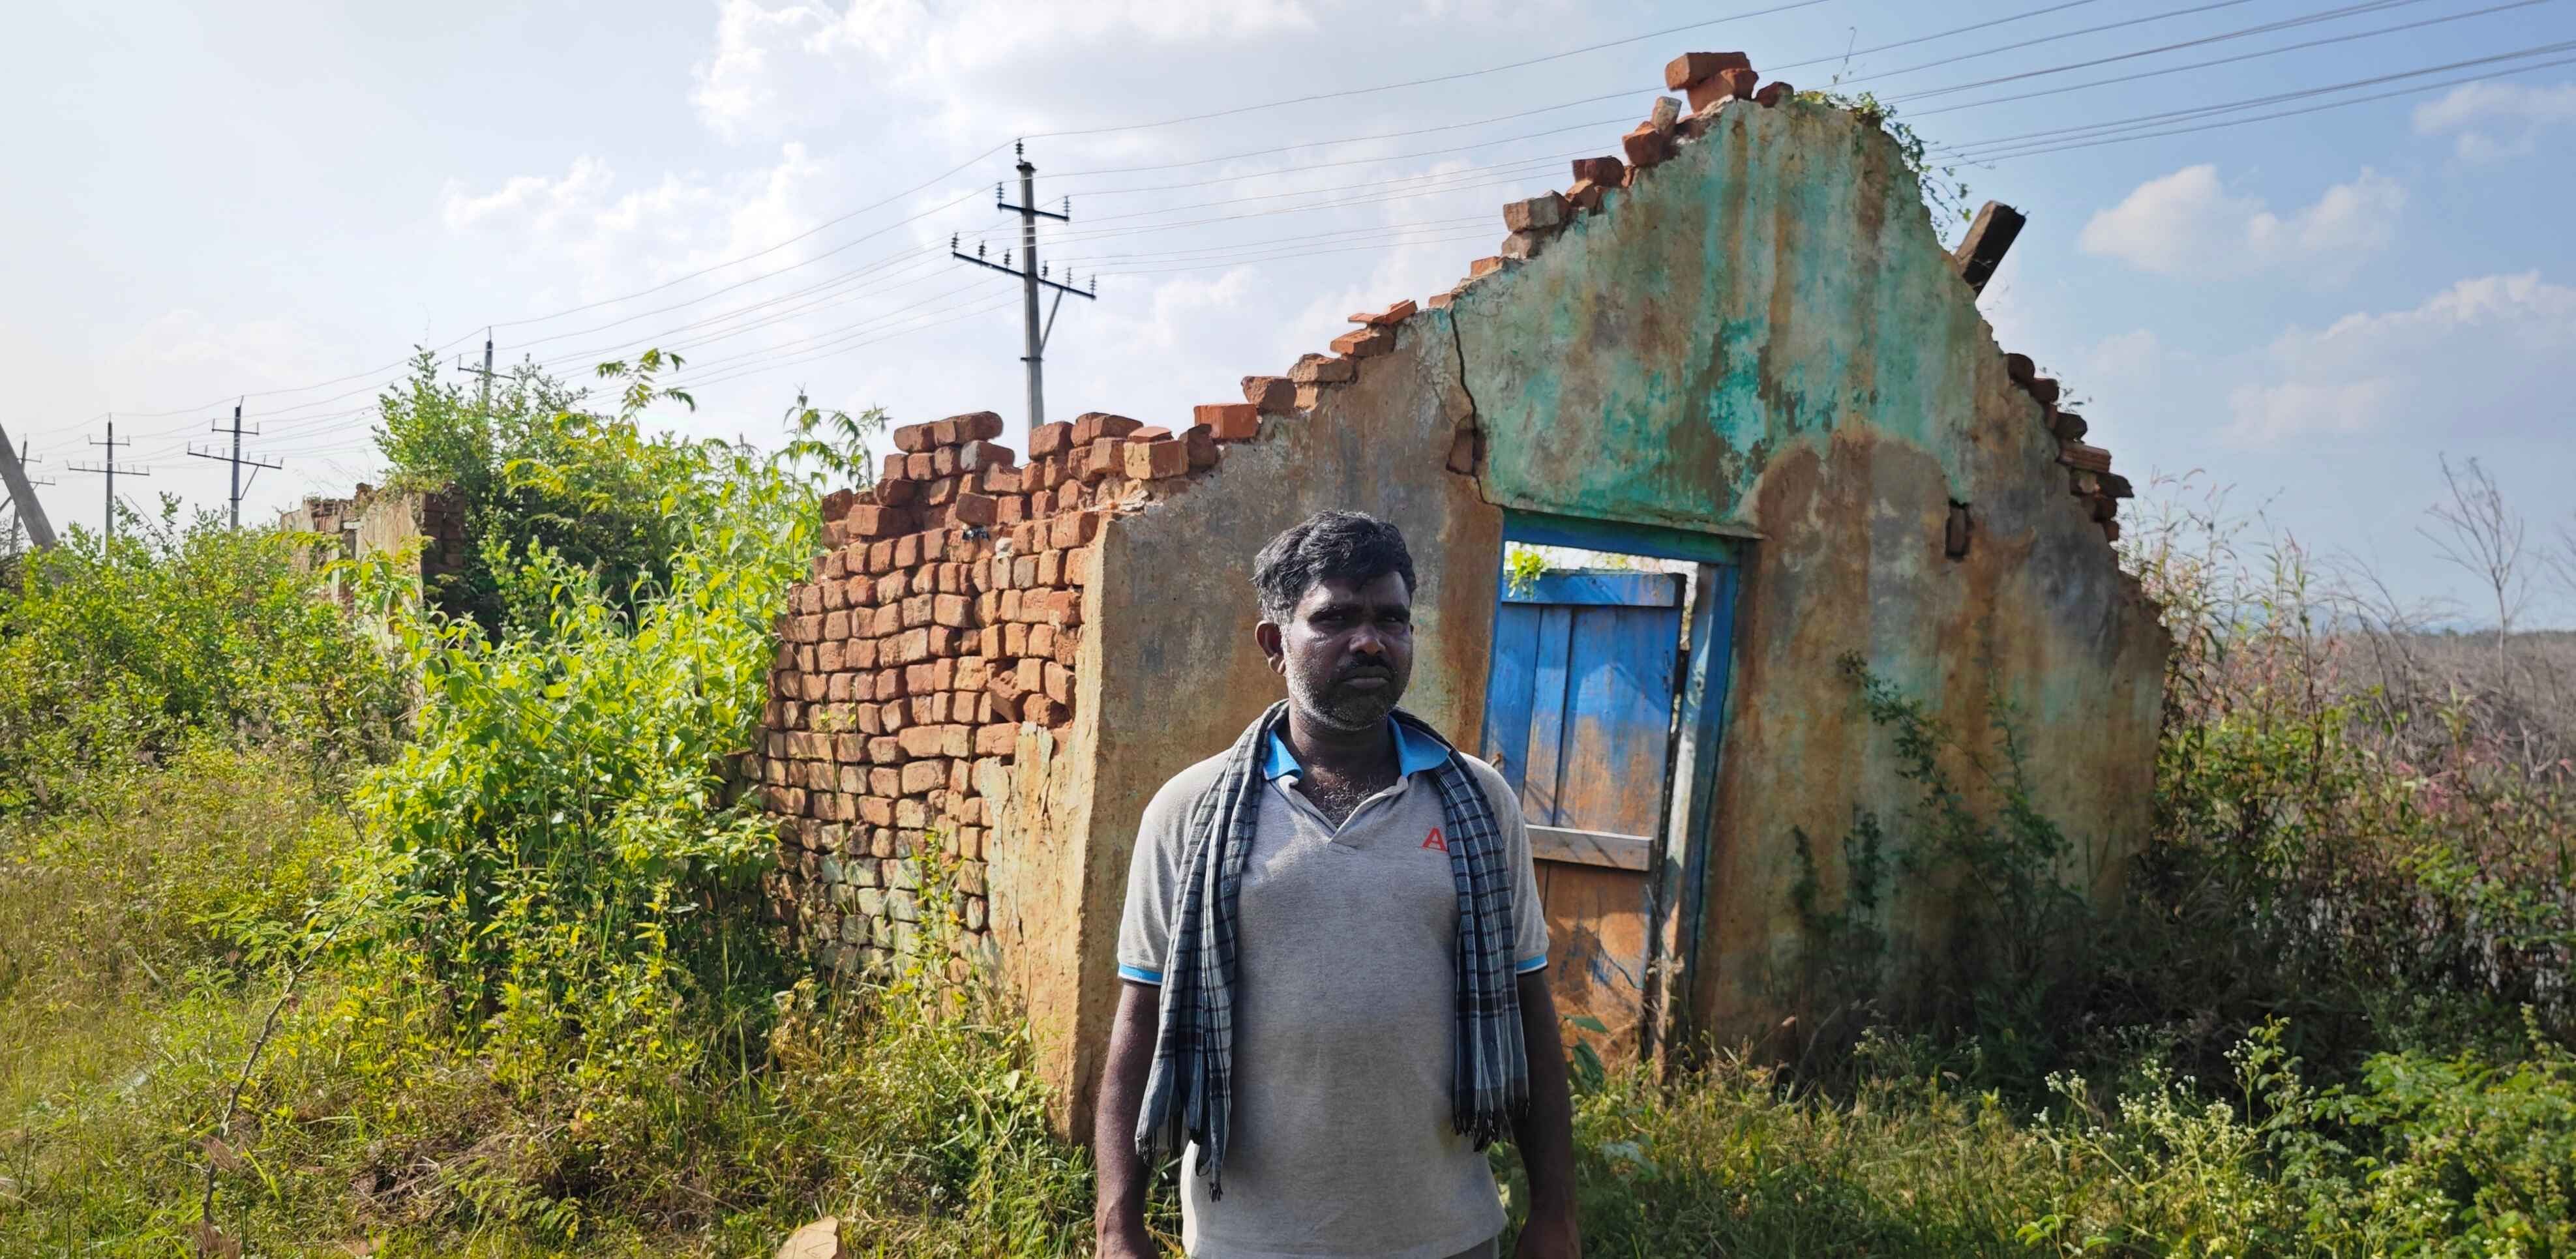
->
xmin=749 ymin=52 xmax=2170 ymax=1133
xmin=275 ymin=483 xmax=466 ymax=604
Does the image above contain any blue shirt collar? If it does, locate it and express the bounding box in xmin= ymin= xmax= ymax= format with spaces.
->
xmin=1264 ymin=719 xmax=1448 ymax=780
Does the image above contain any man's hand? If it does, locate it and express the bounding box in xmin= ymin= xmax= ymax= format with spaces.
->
xmin=1097 ymin=1219 xmax=1159 ymax=1259
xmin=1094 ymin=981 xmax=1162 ymax=1257
xmin=1515 ymin=1204 xmax=1582 ymax=1259
xmin=1510 ymin=973 xmax=1582 ymax=1258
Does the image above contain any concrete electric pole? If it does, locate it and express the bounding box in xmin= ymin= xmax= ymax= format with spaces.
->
xmin=187 ymin=400 xmax=282 ymax=529
xmin=455 ymin=329 xmax=497 ymax=417
xmin=0 ymin=421 xmax=59 ymax=550
xmin=950 ymin=143 xmax=1096 ymax=430
xmin=67 ymin=418 xmax=149 ymax=541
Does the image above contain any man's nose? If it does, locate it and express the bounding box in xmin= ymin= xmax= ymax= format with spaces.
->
xmin=1347 ymin=625 xmax=1388 ymax=657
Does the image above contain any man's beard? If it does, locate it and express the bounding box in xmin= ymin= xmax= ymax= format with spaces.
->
xmin=1287 ymin=666 xmax=1401 ymax=732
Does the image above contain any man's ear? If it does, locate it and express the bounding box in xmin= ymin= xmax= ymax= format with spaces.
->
xmin=1255 ymin=620 xmax=1284 ymax=672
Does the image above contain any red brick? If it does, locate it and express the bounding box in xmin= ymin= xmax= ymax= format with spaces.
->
xmin=949 ymin=411 xmax=1004 ymax=441
xmin=1622 ymin=123 xmax=1670 ymax=169
xmin=875 ymin=477 xmax=917 ymax=506
xmin=1688 ymin=68 xmax=1756 ymax=113
xmin=1289 ymin=353 xmax=1356 ymax=383
xmin=928 ymin=419 xmax=961 ymax=448
xmin=904 ymin=452 xmax=935 ymax=481
xmin=1330 ymin=327 xmax=1395 ymax=358
xmin=1184 ymin=426 xmax=1217 ymax=470
xmin=952 ymin=492 xmax=998 ymax=526
xmin=1028 ymin=421 xmax=1073 ymax=458
xmin=1756 ymin=80 xmax=1794 ymax=107
xmin=932 ymin=593 xmax=974 ymax=628
xmin=899 ymin=759 xmax=946 ymax=795
xmin=1570 ymin=156 xmax=1626 ymax=186
xmin=1468 ymin=256 xmax=1506 ymax=279
xmin=1664 ymin=50 xmax=1750 ymax=90
xmin=1127 ymin=425 xmax=1173 ymax=444
xmin=1195 ymin=402 xmax=1260 ymax=440
xmin=1013 ymin=555 xmax=1039 ymax=587
xmin=1241 ymin=376 xmax=1296 ymax=413
xmin=1500 ymin=231 xmax=1544 ymax=261
xmin=1124 ymin=438 xmax=1189 ymax=480
xmin=1051 ymin=510 xmax=1101 ymax=550
xmin=1347 ymin=299 xmax=1418 ymax=327
xmin=931 ymin=445 xmax=960 ymax=477
xmin=846 ymin=505 xmax=905 ymax=539
xmin=1503 ymin=193 xmax=1566 ymax=233
xmin=1080 ymin=438 xmax=1122 ymax=482
xmin=892 ymin=422 xmax=936 ymax=452
xmin=1071 ymin=411 xmax=1142 ymax=445
xmin=957 ymin=439 xmax=1013 ymax=471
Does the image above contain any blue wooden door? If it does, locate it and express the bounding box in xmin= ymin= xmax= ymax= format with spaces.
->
xmin=1480 ymin=570 xmax=1686 ymax=1054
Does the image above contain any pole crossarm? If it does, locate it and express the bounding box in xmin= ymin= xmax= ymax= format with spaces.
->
xmin=949 ymin=250 xmax=1100 ymax=299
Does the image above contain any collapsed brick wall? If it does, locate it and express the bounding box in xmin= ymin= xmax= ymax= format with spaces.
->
xmin=277 ymin=484 xmax=467 ymax=606
xmin=751 ymin=398 xmax=1288 ymax=976
xmin=750 ymin=44 xmax=2147 ymax=1009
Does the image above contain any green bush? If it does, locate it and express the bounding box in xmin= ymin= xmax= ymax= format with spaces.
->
xmin=0 ymin=502 xmax=404 ymax=816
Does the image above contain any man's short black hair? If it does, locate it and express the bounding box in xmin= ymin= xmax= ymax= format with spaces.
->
xmin=1253 ymin=511 xmax=1418 ymax=623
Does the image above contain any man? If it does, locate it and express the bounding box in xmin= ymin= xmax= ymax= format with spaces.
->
xmin=1094 ymin=510 xmax=1581 ymax=1259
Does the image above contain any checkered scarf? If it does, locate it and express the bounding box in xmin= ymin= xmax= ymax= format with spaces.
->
xmin=1134 ymin=700 xmax=1529 ymax=1198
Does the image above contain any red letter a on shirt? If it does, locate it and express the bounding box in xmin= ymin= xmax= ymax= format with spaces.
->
xmin=1422 ymin=826 xmax=1448 ymax=853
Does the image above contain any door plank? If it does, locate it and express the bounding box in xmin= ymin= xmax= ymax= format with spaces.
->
xmin=1480 ymin=603 xmax=1543 ymax=797
xmin=1536 ymin=861 xmax=1655 ymax=1058
xmin=1521 ymin=605 xmax=1575 ymax=825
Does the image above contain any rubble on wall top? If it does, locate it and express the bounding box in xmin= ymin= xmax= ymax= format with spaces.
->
xmin=817 ymin=49 xmax=2123 ymax=555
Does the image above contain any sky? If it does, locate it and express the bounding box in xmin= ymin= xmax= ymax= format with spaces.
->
xmin=3 ymin=0 xmax=2571 ymax=626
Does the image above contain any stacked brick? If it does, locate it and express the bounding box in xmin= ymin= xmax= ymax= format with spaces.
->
xmin=751 ymin=403 xmax=1279 ymax=975
xmin=2003 ymin=354 xmax=2131 ymax=544
xmin=1431 ymin=50 xmax=1797 ymax=305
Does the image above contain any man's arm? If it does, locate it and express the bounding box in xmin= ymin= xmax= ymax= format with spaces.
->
xmin=1511 ymin=973 xmax=1581 ymax=1258
xmin=1093 ymin=979 xmax=1161 ymax=1257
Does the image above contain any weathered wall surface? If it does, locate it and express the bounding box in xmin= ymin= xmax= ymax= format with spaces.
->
xmin=1446 ymin=98 xmax=2169 ymax=1043
xmin=1071 ymin=317 xmax=1504 ymax=1127
xmin=275 ymin=484 xmax=464 ymax=605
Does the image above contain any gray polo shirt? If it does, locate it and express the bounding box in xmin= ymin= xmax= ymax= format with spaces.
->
xmin=1117 ymin=722 xmax=1550 ymax=1259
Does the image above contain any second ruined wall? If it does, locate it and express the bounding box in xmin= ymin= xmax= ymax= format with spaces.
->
xmin=1446 ymin=97 xmax=2170 ymax=1043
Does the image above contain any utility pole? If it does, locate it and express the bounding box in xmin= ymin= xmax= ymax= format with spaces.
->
xmin=67 ymin=417 xmax=149 ymax=541
xmin=0 ymin=420 xmax=58 ymax=550
xmin=187 ymin=400 xmax=282 ymax=529
xmin=455 ymin=329 xmax=496 ymax=416
xmin=950 ymin=142 xmax=1096 ymax=429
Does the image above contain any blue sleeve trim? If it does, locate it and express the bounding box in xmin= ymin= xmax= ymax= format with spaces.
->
xmin=1514 ymin=955 xmax=1550 ymax=974
xmin=1118 ymin=964 xmax=1165 ymax=985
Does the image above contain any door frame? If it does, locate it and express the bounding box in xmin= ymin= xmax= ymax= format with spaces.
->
xmin=1498 ymin=509 xmax=1743 ymax=1065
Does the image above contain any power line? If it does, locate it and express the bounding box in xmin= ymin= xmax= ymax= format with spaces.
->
xmin=1954 ymin=46 xmax=2576 ymax=162
xmin=1893 ymin=0 xmax=2444 ymax=102
xmin=1023 ymin=0 xmax=1829 ymax=141
xmin=1938 ymin=37 xmax=2576 ymax=158
xmin=1901 ymin=0 xmax=2555 ymax=118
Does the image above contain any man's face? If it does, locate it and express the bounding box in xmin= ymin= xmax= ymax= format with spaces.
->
xmin=1265 ymin=571 xmax=1415 ymax=732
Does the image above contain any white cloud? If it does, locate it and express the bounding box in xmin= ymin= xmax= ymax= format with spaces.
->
xmin=2076 ymin=164 xmax=2404 ymax=278
xmin=2412 ymin=79 xmax=2576 ymax=161
xmin=2223 ymin=273 xmax=2576 ymax=447
xmin=690 ymin=0 xmax=1321 ymax=142
xmin=436 ymin=144 xmax=835 ymax=301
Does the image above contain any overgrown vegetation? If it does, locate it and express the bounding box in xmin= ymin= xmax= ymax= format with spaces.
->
xmin=7 ymin=349 xmax=2574 ymax=1252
